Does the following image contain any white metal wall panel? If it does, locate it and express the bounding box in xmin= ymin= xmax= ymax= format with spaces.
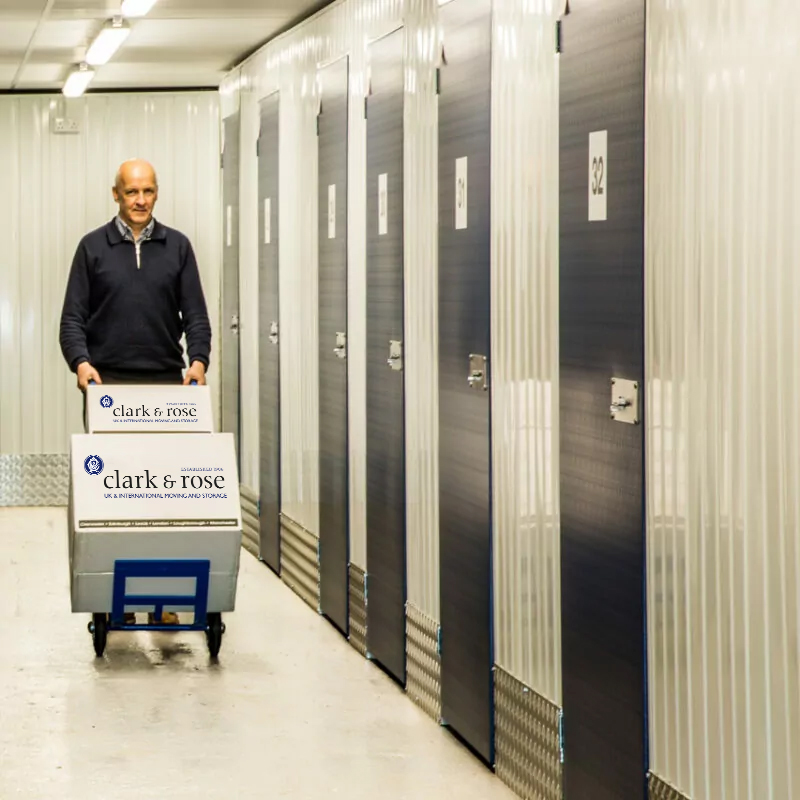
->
xmin=646 ymin=1 xmax=800 ymax=798
xmin=238 ymin=85 xmax=260 ymax=494
xmin=491 ymin=0 xmax=561 ymax=704
xmin=0 ymin=93 xmax=222 ymax=456
xmin=403 ymin=0 xmax=440 ymax=618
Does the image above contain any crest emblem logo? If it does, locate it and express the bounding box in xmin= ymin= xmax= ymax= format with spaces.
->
xmin=84 ymin=455 xmax=104 ymax=476
xmin=99 ymin=395 xmax=113 ymax=409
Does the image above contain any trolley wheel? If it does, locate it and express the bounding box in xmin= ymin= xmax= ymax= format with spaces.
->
xmin=89 ymin=613 xmax=108 ymax=657
xmin=205 ymin=613 xmax=224 ymax=658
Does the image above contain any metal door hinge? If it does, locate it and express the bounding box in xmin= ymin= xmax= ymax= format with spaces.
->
xmin=230 ymin=313 xmax=240 ymax=336
xmin=269 ymin=321 xmax=279 ymax=345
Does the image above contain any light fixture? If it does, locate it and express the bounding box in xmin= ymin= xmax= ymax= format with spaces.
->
xmin=62 ymin=63 xmax=95 ymax=98
xmin=121 ymin=0 xmax=158 ymax=17
xmin=85 ymin=18 xmax=130 ymax=66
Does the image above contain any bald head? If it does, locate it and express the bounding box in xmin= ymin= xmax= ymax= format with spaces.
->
xmin=114 ymin=159 xmax=158 ymax=191
xmin=112 ymin=159 xmax=159 ymax=235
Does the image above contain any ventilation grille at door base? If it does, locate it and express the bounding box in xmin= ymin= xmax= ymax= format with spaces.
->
xmin=239 ymin=485 xmax=259 ymax=559
xmin=649 ymin=773 xmax=691 ymax=800
xmin=279 ymin=514 xmax=319 ymax=610
xmin=494 ymin=667 xmax=561 ymax=800
xmin=406 ymin=603 xmax=441 ymax=722
xmin=348 ymin=564 xmax=367 ymax=656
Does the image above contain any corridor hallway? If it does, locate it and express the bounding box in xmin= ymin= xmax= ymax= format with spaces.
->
xmin=0 ymin=507 xmax=516 ymax=800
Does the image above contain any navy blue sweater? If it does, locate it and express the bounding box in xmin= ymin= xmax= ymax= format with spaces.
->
xmin=59 ymin=219 xmax=212 ymax=374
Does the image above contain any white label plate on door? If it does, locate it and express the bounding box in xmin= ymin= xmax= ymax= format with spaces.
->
xmin=264 ymin=198 xmax=271 ymax=245
xmin=328 ymin=184 xmax=336 ymax=239
xmin=588 ymin=130 xmax=607 ymax=222
xmin=455 ymin=157 xmax=468 ymax=230
xmin=226 ymin=205 xmax=232 ymax=247
xmin=378 ymin=173 xmax=388 ymax=236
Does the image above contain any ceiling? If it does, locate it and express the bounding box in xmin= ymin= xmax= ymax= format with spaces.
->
xmin=0 ymin=0 xmax=329 ymax=91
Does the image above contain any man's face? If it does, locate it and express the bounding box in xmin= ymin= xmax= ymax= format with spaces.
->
xmin=112 ymin=164 xmax=158 ymax=230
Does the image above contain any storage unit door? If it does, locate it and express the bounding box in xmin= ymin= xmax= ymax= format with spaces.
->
xmin=365 ymin=27 xmax=406 ymax=685
xmin=221 ymin=112 xmax=241 ymax=468
xmin=318 ymin=57 xmax=350 ymax=635
xmin=437 ymin=0 xmax=494 ymax=765
xmin=258 ymin=92 xmax=281 ymax=573
xmin=559 ymin=1 xmax=648 ymax=797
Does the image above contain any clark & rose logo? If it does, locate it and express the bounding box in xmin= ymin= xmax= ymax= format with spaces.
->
xmin=100 ymin=395 xmax=114 ymax=409
xmin=84 ymin=455 xmax=105 ymax=476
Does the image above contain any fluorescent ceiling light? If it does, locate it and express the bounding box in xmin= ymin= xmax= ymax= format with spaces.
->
xmin=121 ymin=0 xmax=158 ymax=17
xmin=85 ymin=19 xmax=130 ymax=66
xmin=63 ymin=64 xmax=95 ymax=98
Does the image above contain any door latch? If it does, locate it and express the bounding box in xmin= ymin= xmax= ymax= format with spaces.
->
xmin=387 ymin=340 xmax=403 ymax=371
xmin=468 ymin=354 xmax=488 ymax=390
xmin=609 ymin=378 xmax=639 ymax=424
xmin=334 ymin=331 xmax=347 ymax=359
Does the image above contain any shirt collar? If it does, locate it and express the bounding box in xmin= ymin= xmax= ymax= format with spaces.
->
xmin=115 ymin=215 xmax=155 ymax=243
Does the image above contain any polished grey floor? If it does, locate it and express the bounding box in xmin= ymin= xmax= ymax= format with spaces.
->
xmin=0 ymin=507 xmax=516 ymax=799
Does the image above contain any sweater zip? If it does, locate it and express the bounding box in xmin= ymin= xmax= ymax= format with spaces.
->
xmin=135 ymin=239 xmax=142 ymax=269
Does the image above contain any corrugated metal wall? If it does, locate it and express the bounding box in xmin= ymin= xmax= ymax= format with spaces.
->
xmin=223 ymin=0 xmax=565 ymax=648
xmin=403 ymin=0 xmax=439 ymax=619
xmin=222 ymin=0 xmax=444 ymax=603
xmin=491 ymin=0 xmax=561 ymax=704
xmin=0 ymin=92 xmax=222 ymax=455
xmin=646 ymin=1 xmax=800 ymax=797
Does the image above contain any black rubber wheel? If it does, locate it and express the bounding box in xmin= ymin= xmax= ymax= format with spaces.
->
xmin=206 ymin=613 xmax=224 ymax=658
xmin=90 ymin=613 xmax=108 ymax=657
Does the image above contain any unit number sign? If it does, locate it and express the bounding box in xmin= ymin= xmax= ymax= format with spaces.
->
xmin=588 ymin=130 xmax=607 ymax=222
xmin=455 ymin=157 xmax=468 ymax=230
xmin=379 ymin=173 xmax=388 ymax=236
xmin=328 ymin=184 xmax=336 ymax=239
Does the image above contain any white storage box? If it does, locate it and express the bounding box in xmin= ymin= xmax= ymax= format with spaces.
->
xmin=68 ymin=432 xmax=241 ymax=614
xmin=85 ymin=383 xmax=215 ymax=434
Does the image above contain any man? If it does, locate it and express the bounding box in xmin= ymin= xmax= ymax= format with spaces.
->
xmin=59 ymin=158 xmax=212 ymax=625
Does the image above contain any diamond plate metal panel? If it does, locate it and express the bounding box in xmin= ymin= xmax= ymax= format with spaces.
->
xmin=279 ymin=514 xmax=319 ymax=611
xmin=240 ymin=484 xmax=259 ymax=558
xmin=0 ymin=454 xmax=68 ymax=506
xmin=406 ymin=602 xmax=441 ymax=722
xmin=348 ymin=563 xmax=366 ymax=656
xmin=495 ymin=666 xmax=561 ymax=800
xmin=649 ymin=773 xmax=691 ymax=800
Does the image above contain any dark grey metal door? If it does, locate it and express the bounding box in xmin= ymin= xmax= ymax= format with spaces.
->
xmin=365 ymin=28 xmax=406 ymax=685
xmin=559 ymin=1 xmax=648 ymax=798
xmin=258 ymin=92 xmax=281 ymax=573
xmin=221 ymin=113 xmax=240 ymax=467
xmin=437 ymin=0 xmax=493 ymax=765
xmin=318 ymin=57 xmax=349 ymax=636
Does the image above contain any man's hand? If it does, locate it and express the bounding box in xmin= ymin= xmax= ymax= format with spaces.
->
xmin=184 ymin=360 xmax=207 ymax=385
xmin=77 ymin=362 xmax=101 ymax=391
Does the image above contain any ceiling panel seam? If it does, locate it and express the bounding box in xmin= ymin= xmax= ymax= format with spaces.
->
xmin=10 ymin=0 xmax=56 ymax=90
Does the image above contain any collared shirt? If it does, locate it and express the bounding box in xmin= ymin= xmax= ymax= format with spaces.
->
xmin=115 ymin=214 xmax=154 ymax=243
xmin=115 ymin=215 xmax=154 ymax=268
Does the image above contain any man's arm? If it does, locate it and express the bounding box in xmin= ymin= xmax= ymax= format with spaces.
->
xmin=59 ymin=241 xmax=92 ymax=372
xmin=179 ymin=238 xmax=212 ymax=382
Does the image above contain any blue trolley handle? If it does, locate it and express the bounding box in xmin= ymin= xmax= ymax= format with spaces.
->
xmin=89 ymin=378 xmax=196 ymax=385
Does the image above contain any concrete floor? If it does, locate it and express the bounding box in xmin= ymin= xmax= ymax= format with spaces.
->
xmin=0 ymin=507 xmax=517 ymax=800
